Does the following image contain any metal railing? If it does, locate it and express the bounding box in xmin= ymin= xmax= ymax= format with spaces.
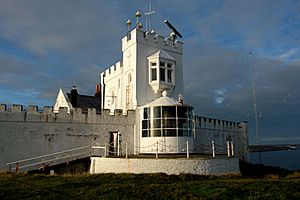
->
xmin=6 ymin=145 xmax=92 ymax=173
xmin=92 ymin=140 xmax=235 ymax=159
xmin=6 ymin=141 xmax=236 ymax=173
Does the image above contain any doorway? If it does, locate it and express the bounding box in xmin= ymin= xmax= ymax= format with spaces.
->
xmin=109 ymin=132 xmax=121 ymax=156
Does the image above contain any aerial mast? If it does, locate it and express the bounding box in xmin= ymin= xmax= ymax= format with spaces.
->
xmin=249 ymin=52 xmax=261 ymax=146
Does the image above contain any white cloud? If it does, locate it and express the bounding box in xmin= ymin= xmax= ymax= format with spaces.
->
xmin=272 ymin=48 xmax=297 ymax=61
xmin=0 ymin=0 xmax=300 ymax=144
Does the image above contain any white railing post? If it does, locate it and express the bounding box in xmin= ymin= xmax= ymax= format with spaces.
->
xmin=126 ymin=141 xmax=128 ymax=159
xmin=67 ymin=153 xmax=69 ymax=165
xmin=117 ymin=134 xmax=121 ymax=157
xmin=231 ymin=141 xmax=234 ymax=157
xmin=42 ymin=157 xmax=45 ymax=171
xmin=212 ymin=141 xmax=215 ymax=158
xmin=227 ymin=141 xmax=230 ymax=157
xmin=156 ymin=141 xmax=158 ymax=159
xmin=104 ymin=143 xmax=107 ymax=157
xmin=186 ymin=141 xmax=189 ymax=159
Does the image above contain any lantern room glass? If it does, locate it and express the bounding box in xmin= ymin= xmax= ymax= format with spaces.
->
xmin=141 ymin=105 xmax=193 ymax=137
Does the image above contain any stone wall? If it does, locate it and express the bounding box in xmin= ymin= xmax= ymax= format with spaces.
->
xmin=194 ymin=115 xmax=249 ymax=160
xmin=0 ymin=104 xmax=135 ymax=171
xmin=90 ymin=157 xmax=240 ymax=175
xmin=0 ymin=103 xmax=249 ymax=172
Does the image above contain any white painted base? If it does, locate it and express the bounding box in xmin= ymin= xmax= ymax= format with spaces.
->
xmin=90 ymin=157 xmax=240 ymax=175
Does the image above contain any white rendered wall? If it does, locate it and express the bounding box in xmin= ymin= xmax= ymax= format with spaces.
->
xmin=102 ymin=28 xmax=184 ymax=113
xmin=90 ymin=157 xmax=240 ymax=175
xmin=53 ymin=89 xmax=72 ymax=113
xmin=101 ymin=61 xmax=125 ymax=112
xmin=126 ymin=29 xmax=184 ymax=107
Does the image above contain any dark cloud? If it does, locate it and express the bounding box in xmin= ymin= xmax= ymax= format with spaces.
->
xmin=0 ymin=0 xmax=299 ymax=144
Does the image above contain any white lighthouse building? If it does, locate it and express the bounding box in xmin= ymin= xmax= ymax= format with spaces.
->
xmin=100 ymin=18 xmax=183 ymax=112
xmin=0 ymin=9 xmax=248 ymax=175
xmin=52 ymin=11 xmax=248 ymax=161
xmin=100 ymin=12 xmax=193 ymax=154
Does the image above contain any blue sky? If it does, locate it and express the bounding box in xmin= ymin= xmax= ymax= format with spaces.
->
xmin=0 ymin=0 xmax=300 ymax=144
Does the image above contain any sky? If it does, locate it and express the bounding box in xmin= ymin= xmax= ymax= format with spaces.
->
xmin=0 ymin=0 xmax=299 ymax=144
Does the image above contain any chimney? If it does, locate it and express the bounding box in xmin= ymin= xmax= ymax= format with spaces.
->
xmin=95 ymin=84 xmax=102 ymax=114
xmin=95 ymin=84 xmax=101 ymax=97
xmin=70 ymin=86 xmax=78 ymax=107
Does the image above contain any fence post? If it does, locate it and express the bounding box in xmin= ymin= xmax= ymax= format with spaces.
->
xmin=42 ymin=157 xmax=45 ymax=171
xmin=156 ymin=141 xmax=158 ymax=159
xmin=212 ymin=141 xmax=215 ymax=158
xmin=15 ymin=162 xmax=19 ymax=174
xmin=231 ymin=141 xmax=234 ymax=157
xmin=227 ymin=141 xmax=230 ymax=157
xmin=186 ymin=141 xmax=189 ymax=159
xmin=90 ymin=145 xmax=92 ymax=157
xmin=117 ymin=137 xmax=120 ymax=157
xmin=126 ymin=141 xmax=128 ymax=159
xmin=104 ymin=143 xmax=107 ymax=157
xmin=67 ymin=153 xmax=69 ymax=165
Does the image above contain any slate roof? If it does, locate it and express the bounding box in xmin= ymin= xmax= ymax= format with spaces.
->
xmin=67 ymin=93 xmax=100 ymax=112
xmin=147 ymin=49 xmax=175 ymax=61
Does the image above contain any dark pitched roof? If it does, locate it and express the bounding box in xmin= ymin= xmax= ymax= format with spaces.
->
xmin=67 ymin=93 xmax=100 ymax=112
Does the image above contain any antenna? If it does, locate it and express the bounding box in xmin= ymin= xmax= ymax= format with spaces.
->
xmin=249 ymin=52 xmax=261 ymax=146
xmin=144 ymin=1 xmax=157 ymax=32
xmin=164 ymin=20 xmax=183 ymax=41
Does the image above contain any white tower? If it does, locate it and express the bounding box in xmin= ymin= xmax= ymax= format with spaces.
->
xmin=100 ymin=14 xmax=184 ymax=113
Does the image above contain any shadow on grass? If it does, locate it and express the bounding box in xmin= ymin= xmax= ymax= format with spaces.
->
xmin=239 ymin=160 xmax=293 ymax=178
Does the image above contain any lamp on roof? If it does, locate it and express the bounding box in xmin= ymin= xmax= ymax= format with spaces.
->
xmin=135 ymin=11 xmax=143 ymax=29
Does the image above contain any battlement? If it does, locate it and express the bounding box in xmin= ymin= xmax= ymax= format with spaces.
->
xmin=103 ymin=61 xmax=123 ymax=79
xmin=194 ymin=115 xmax=247 ymax=131
xmin=122 ymin=28 xmax=183 ymax=54
xmin=0 ymin=104 xmax=51 ymax=113
xmin=0 ymin=103 xmax=136 ymax=124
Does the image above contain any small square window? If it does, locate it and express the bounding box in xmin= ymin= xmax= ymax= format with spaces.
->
xmin=151 ymin=62 xmax=157 ymax=66
xmin=167 ymin=63 xmax=172 ymax=68
xmin=160 ymin=62 xmax=165 ymax=67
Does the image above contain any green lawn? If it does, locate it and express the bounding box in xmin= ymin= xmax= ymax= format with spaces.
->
xmin=1 ymin=172 xmax=300 ymax=200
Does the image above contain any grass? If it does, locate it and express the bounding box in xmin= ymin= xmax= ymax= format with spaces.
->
xmin=0 ymin=171 xmax=300 ymax=200
xmin=0 ymin=161 xmax=299 ymax=199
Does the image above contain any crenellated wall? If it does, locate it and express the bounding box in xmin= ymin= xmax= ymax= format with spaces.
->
xmin=194 ymin=115 xmax=249 ymax=160
xmin=121 ymin=29 xmax=183 ymax=53
xmin=0 ymin=104 xmax=135 ymax=171
xmin=103 ymin=61 xmax=123 ymax=82
xmin=0 ymin=103 xmax=248 ymax=172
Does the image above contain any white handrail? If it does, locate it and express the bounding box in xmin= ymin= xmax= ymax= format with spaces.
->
xmin=6 ymin=145 xmax=91 ymax=166
xmin=12 ymin=151 xmax=91 ymax=170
